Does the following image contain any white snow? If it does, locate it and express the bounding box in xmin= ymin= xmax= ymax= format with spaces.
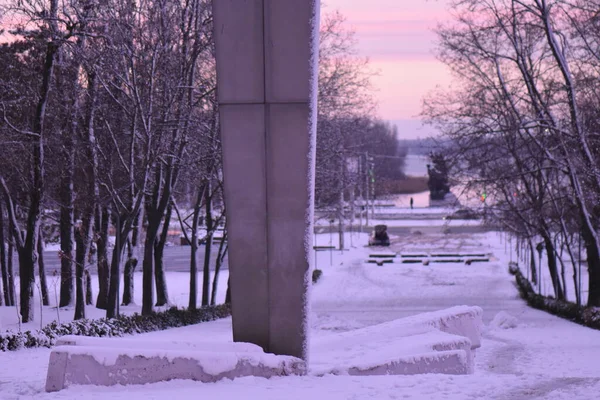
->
xmin=56 ymin=335 xmax=264 ymax=353
xmin=1 ymin=228 xmax=600 ymax=398
xmin=310 ymin=325 xmax=473 ymax=375
xmin=489 ymin=311 xmax=519 ymax=330
xmin=57 ymin=345 xmax=292 ymax=376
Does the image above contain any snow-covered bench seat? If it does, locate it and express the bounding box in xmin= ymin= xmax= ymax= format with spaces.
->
xmin=310 ymin=306 xmax=483 ymax=376
xmin=45 ymin=337 xmax=305 ymax=392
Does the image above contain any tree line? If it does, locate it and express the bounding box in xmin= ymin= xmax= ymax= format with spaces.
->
xmin=0 ymin=1 xmax=394 ymax=322
xmin=424 ymin=0 xmax=600 ymax=306
xmin=316 ymin=11 xmax=406 ymax=249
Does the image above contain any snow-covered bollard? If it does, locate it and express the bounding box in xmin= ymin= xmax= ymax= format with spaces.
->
xmin=45 ymin=338 xmax=305 ymax=392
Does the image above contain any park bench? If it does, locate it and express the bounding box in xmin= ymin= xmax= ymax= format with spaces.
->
xmin=367 ymin=252 xmax=491 ymax=266
xmin=367 ymin=258 xmax=394 ymax=266
xmin=464 ymin=258 xmax=490 ymax=265
xmin=313 ymin=245 xmax=335 ymax=251
xmin=366 ymin=252 xmax=396 ymax=266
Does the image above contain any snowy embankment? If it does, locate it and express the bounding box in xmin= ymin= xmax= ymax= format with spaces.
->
xmin=1 ymin=231 xmax=600 ymax=399
xmin=498 ymin=231 xmax=590 ymax=305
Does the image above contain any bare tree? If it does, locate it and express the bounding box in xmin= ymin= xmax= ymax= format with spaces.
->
xmin=424 ymin=0 xmax=600 ymax=304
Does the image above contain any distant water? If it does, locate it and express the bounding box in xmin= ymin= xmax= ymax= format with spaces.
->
xmin=404 ymin=154 xmax=428 ymax=177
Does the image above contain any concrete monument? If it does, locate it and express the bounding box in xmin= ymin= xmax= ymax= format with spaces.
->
xmin=212 ymin=0 xmax=320 ymax=359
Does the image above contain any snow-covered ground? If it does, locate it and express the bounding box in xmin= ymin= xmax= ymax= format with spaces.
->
xmin=1 ymin=230 xmax=600 ymax=399
xmin=0 ymin=271 xmax=230 ymax=333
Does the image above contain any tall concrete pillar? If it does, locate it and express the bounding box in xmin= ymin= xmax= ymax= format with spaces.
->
xmin=213 ymin=1 xmax=320 ymax=359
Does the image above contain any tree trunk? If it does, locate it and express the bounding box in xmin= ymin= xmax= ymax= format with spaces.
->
xmin=0 ymin=200 xmax=10 ymax=306
xmin=0 ymin=256 xmax=3 ymax=306
xmin=58 ymin=197 xmax=74 ymax=307
xmin=141 ymin=224 xmax=156 ymax=314
xmin=7 ymin=235 xmax=15 ymax=307
xmin=7 ymin=1 xmax=59 ymax=323
xmin=83 ymin=67 xmax=97 ymax=309
xmin=144 ymin=164 xmax=174 ymax=311
xmin=74 ymin=215 xmax=93 ymax=320
xmin=58 ymin=110 xmax=75 ymax=308
xmin=557 ymin=239 xmax=567 ymax=301
xmin=154 ymin=202 xmax=171 ymax=307
xmin=188 ymin=187 xmax=203 ymax=310
xmin=573 ymin=253 xmax=581 ymax=306
xmin=528 ymin=240 xmax=538 ymax=285
xmin=123 ymin=237 xmax=138 ymax=306
xmin=584 ymin=227 xmax=600 ymax=307
xmin=95 ymin=207 xmax=110 ymax=309
xmin=337 ymin=160 xmax=345 ymax=250
xmin=542 ymin=234 xmax=564 ymax=301
xmin=123 ymin=211 xmax=141 ymax=306
xmin=106 ymin=214 xmax=123 ymax=319
xmin=85 ymin=269 xmax=93 ymax=305
xmin=17 ymin=245 xmax=36 ymax=323
xmin=37 ymin=230 xmax=49 ymax=306
xmin=189 ymin=228 xmax=199 ymax=310
xmin=74 ymin=227 xmax=86 ymax=320
xmin=225 ymin=277 xmax=231 ymax=305
xmin=211 ymin=235 xmax=227 ymax=306
xmin=153 ymin=240 xmax=168 ymax=306
xmin=202 ymin=182 xmax=213 ymax=307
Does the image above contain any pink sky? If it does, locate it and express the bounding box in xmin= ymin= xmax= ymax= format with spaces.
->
xmin=324 ymin=0 xmax=453 ymax=139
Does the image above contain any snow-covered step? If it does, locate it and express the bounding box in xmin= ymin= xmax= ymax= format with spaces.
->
xmin=45 ymin=338 xmax=305 ymax=392
xmin=310 ymin=306 xmax=483 ymax=376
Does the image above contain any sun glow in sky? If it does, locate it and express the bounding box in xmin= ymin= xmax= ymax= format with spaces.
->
xmin=324 ymin=0 xmax=453 ymax=139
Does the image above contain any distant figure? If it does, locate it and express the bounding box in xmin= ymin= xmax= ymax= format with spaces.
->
xmin=410 ymin=197 xmax=414 ymax=209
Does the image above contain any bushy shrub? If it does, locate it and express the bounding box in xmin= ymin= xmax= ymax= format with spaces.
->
xmin=509 ymin=263 xmax=600 ymax=330
xmin=0 ymin=305 xmax=231 ymax=352
xmin=312 ymin=269 xmax=323 ymax=283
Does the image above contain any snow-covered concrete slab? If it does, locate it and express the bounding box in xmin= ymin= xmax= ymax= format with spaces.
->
xmin=45 ymin=340 xmax=305 ymax=392
xmin=55 ymin=335 xmax=263 ymax=353
xmin=310 ymin=306 xmax=483 ymax=376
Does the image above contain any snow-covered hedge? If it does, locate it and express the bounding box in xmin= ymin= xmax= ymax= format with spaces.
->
xmin=509 ymin=263 xmax=600 ymax=330
xmin=0 ymin=305 xmax=231 ymax=352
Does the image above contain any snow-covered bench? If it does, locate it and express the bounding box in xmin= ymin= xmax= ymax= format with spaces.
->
xmin=310 ymin=306 xmax=483 ymax=376
xmin=45 ymin=336 xmax=305 ymax=392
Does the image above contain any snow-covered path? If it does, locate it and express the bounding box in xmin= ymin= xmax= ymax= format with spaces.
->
xmin=1 ymin=231 xmax=600 ymax=399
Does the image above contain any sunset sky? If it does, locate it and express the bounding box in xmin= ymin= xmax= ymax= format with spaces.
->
xmin=0 ymin=1 xmax=452 ymax=139
xmin=324 ymin=0 xmax=453 ymax=139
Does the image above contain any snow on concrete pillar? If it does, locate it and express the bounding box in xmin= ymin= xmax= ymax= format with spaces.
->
xmin=213 ymin=0 xmax=320 ymax=359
